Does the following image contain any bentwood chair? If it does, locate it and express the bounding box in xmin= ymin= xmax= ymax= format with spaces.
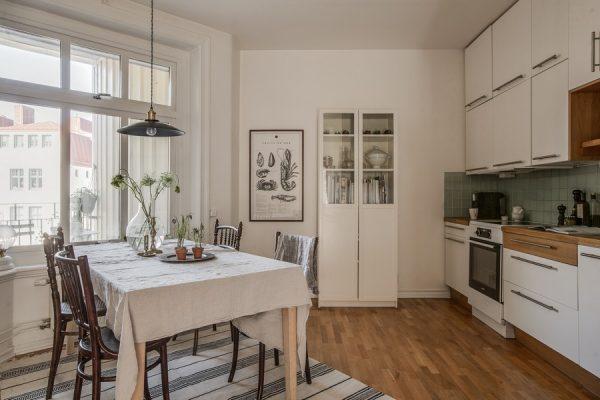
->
xmin=228 ymin=232 xmax=318 ymax=399
xmin=55 ymin=246 xmax=171 ymax=400
xmin=43 ymin=228 xmax=107 ymax=400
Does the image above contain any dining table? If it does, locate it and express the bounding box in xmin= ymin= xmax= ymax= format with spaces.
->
xmin=75 ymin=240 xmax=312 ymax=400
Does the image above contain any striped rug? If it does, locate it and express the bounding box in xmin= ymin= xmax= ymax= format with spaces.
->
xmin=1 ymin=324 xmax=393 ymax=400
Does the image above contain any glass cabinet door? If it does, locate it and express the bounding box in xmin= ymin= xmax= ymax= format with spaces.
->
xmin=322 ymin=112 xmax=355 ymax=204
xmin=361 ymin=113 xmax=394 ymax=204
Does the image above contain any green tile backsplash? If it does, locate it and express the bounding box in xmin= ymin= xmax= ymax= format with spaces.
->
xmin=444 ymin=165 xmax=600 ymax=225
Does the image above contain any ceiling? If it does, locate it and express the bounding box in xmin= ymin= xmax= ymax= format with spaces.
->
xmin=134 ymin=0 xmax=515 ymax=50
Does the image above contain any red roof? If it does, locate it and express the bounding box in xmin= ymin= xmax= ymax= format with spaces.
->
xmin=71 ymin=133 xmax=92 ymax=168
xmin=0 ymin=121 xmax=59 ymax=131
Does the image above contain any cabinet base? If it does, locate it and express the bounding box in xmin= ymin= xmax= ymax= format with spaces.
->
xmin=318 ymin=299 xmax=397 ymax=308
xmin=472 ymin=307 xmax=515 ymax=338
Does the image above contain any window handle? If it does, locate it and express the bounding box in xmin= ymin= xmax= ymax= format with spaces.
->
xmin=92 ymin=93 xmax=112 ymax=100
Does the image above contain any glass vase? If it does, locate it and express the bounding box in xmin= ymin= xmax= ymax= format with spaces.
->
xmin=126 ymin=204 xmax=165 ymax=253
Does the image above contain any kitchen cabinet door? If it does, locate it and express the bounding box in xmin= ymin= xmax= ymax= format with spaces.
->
xmin=532 ymin=0 xmax=569 ymax=76
xmin=465 ymin=27 xmax=493 ymax=109
xmin=569 ymin=0 xmax=600 ymax=90
xmin=579 ymin=246 xmax=600 ymax=377
xmin=532 ymin=61 xmax=569 ymax=165
xmin=466 ymin=100 xmax=493 ymax=174
xmin=493 ymin=0 xmax=532 ymax=95
xmin=493 ymin=80 xmax=532 ymax=169
xmin=444 ymin=233 xmax=468 ymax=296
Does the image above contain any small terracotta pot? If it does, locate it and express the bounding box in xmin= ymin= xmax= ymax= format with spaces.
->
xmin=192 ymin=246 xmax=203 ymax=259
xmin=175 ymin=246 xmax=187 ymax=261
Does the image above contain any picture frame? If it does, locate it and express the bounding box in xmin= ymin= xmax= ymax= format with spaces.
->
xmin=249 ymin=129 xmax=304 ymax=222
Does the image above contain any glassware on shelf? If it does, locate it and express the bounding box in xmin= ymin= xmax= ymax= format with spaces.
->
xmin=364 ymin=146 xmax=391 ymax=169
xmin=323 ymin=156 xmax=334 ymax=169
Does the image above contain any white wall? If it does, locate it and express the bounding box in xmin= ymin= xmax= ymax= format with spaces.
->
xmin=237 ymin=50 xmax=465 ymax=295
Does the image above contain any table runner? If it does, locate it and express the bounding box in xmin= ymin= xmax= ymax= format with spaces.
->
xmin=76 ymin=241 xmax=312 ymax=400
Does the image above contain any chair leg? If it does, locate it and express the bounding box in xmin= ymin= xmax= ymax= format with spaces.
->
xmin=212 ymin=323 xmax=217 ymax=331
xmin=46 ymin=322 xmax=66 ymax=399
xmin=228 ymin=326 xmax=240 ymax=382
xmin=229 ymin=321 xmax=235 ymax=341
xmin=273 ymin=348 xmax=280 ymax=366
xmin=305 ymin=348 xmax=312 ymax=384
xmin=193 ymin=329 xmax=199 ymax=356
xmin=144 ymin=372 xmax=151 ymax=400
xmin=91 ymin=353 xmax=101 ymax=400
xmin=160 ymin=344 xmax=170 ymax=400
xmin=257 ymin=343 xmax=266 ymax=400
xmin=73 ymin=354 xmax=85 ymax=400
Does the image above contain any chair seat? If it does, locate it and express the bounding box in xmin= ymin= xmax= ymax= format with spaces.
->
xmin=61 ymin=295 xmax=107 ymax=318
xmin=80 ymin=326 xmax=171 ymax=356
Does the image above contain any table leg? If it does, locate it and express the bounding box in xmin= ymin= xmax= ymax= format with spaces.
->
xmin=132 ymin=342 xmax=146 ymax=400
xmin=282 ymin=307 xmax=297 ymax=400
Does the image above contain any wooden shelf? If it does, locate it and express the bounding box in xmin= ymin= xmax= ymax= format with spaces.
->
xmin=581 ymin=138 xmax=600 ymax=148
xmin=324 ymin=168 xmax=354 ymax=171
xmin=323 ymin=134 xmax=354 ymax=137
xmin=363 ymin=168 xmax=393 ymax=172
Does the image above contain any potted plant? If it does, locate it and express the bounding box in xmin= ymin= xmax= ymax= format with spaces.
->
xmin=172 ymin=214 xmax=192 ymax=260
xmin=191 ymin=223 xmax=205 ymax=259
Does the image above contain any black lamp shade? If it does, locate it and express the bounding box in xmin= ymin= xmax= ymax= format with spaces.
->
xmin=117 ymin=119 xmax=185 ymax=137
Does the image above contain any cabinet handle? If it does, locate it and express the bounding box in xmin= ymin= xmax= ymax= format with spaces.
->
xmin=581 ymin=252 xmax=600 ymax=260
xmin=465 ymin=95 xmax=488 ymax=108
xmin=532 ymin=154 xmax=560 ymax=161
xmin=34 ymin=278 xmax=51 ymax=286
xmin=511 ymin=255 xmax=558 ymax=271
xmin=445 ymin=237 xmax=465 ymax=244
xmin=510 ymin=238 xmax=555 ymax=249
xmin=592 ymin=31 xmax=600 ymax=72
xmin=465 ymin=166 xmax=489 ymax=172
xmin=445 ymin=225 xmax=466 ymax=231
xmin=493 ymin=74 xmax=525 ymax=92
xmin=39 ymin=318 xmax=51 ymax=330
xmin=511 ymin=290 xmax=558 ymax=312
xmin=532 ymin=54 xmax=559 ymax=70
xmin=492 ymin=160 xmax=524 ymax=167
xmin=469 ymin=240 xmax=495 ymax=249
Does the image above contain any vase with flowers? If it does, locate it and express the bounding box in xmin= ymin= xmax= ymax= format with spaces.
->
xmin=172 ymin=214 xmax=192 ymax=260
xmin=111 ymin=169 xmax=180 ymax=256
xmin=191 ymin=223 xmax=205 ymax=259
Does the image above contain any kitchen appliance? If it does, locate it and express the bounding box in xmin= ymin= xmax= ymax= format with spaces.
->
xmin=511 ymin=206 xmax=525 ymax=222
xmin=472 ymin=192 xmax=506 ymax=219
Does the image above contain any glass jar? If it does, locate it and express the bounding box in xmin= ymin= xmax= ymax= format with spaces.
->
xmin=126 ymin=204 xmax=165 ymax=253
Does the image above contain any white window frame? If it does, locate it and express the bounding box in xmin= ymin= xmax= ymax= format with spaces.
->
xmin=28 ymin=168 xmax=42 ymax=189
xmin=0 ymin=18 xmax=182 ymax=250
xmin=9 ymin=168 xmax=24 ymax=190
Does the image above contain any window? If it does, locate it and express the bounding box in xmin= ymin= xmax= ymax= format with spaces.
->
xmin=129 ymin=59 xmax=171 ymax=106
xmin=13 ymin=135 xmax=23 ymax=148
xmin=28 ymin=206 xmax=42 ymax=220
xmin=0 ymin=26 xmax=60 ymax=87
xmin=28 ymin=135 xmax=39 ymax=148
xmin=9 ymin=168 xmax=24 ymax=189
xmin=74 ymin=169 xmax=79 ymax=177
xmin=29 ymin=168 xmax=42 ymax=189
xmin=70 ymin=44 xmax=121 ymax=97
xmin=0 ymin=135 xmax=8 ymax=148
xmin=42 ymin=135 xmax=52 ymax=148
xmin=9 ymin=205 xmax=24 ymax=221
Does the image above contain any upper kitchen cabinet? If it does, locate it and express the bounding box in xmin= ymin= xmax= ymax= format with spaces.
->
xmin=466 ymin=100 xmax=493 ymax=174
xmin=492 ymin=79 xmax=531 ymax=170
xmin=492 ymin=0 xmax=532 ymax=95
xmin=569 ymin=0 xmax=600 ymax=90
xmin=465 ymin=27 xmax=493 ymax=110
xmin=531 ymin=0 xmax=569 ymax=76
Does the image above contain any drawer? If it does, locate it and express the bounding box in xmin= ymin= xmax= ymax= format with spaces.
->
xmin=444 ymin=223 xmax=467 ymax=237
xmin=504 ymin=281 xmax=579 ymax=363
xmin=504 ymin=249 xmax=578 ymax=309
xmin=503 ymin=232 xmax=577 ymax=266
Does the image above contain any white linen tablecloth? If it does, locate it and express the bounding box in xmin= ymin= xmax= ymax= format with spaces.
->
xmin=76 ymin=241 xmax=312 ymax=400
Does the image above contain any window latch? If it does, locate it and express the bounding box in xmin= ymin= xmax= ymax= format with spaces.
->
xmin=92 ymin=93 xmax=112 ymax=100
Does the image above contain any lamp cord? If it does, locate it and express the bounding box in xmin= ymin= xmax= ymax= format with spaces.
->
xmin=150 ymin=0 xmax=154 ymax=111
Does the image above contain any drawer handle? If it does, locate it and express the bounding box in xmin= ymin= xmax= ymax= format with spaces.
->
xmin=532 ymin=54 xmax=559 ymax=70
xmin=532 ymin=154 xmax=560 ymax=161
xmin=581 ymin=252 xmax=600 ymax=260
xmin=465 ymin=166 xmax=489 ymax=172
xmin=446 ymin=225 xmax=466 ymax=231
xmin=39 ymin=318 xmax=51 ymax=330
xmin=511 ymin=239 xmax=555 ymax=249
xmin=511 ymin=255 xmax=558 ymax=271
xmin=493 ymin=74 xmax=525 ymax=92
xmin=445 ymin=237 xmax=465 ymax=244
xmin=465 ymin=95 xmax=488 ymax=108
xmin=492 ymin=160 xmax=523 ymax=167
xmin=511 ymin=290 xmax=558 ymax=312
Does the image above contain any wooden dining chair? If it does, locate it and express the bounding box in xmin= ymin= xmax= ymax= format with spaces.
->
xmin=55 ymin=246 xmax=171 ymax=400
xmin=43 ymin=228 xmax=108 ymax=400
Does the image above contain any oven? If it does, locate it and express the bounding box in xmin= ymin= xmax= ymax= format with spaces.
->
xmin=469 ymin=228 xmax=502 ymax=302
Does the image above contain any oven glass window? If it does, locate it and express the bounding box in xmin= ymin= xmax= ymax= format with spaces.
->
xmin=471 ymin=245 xmax=498 ymax=290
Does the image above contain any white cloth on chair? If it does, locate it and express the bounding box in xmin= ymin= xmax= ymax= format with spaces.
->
xmin=274 ymin=233 xmax=318 ymax=295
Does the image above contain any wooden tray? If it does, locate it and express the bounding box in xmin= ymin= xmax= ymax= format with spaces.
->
xmin=158 ymin=252 xmax=216 ymax=263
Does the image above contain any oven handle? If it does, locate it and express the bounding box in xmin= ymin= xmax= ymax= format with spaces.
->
xmin=469 ymin=240 xmax=496 ymax=249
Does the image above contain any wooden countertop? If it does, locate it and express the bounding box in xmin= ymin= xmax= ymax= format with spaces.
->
xmin=444 ymin=217 xmax=470 ymax=226
xmin=502 ymin=225 xmax=600 ymax=249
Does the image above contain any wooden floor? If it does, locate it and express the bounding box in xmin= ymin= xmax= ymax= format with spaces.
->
xmin=307 ymin=299 xmax=598 ymax=400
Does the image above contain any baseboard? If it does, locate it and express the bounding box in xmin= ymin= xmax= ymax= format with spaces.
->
xmin=397 ymin=289 xmax=450 ymax=299
xmin=318 ymin=300 xmax=397 ymax=308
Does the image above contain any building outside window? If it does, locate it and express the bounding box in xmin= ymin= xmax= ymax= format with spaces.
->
xmin=29 ymin=168 xmax=42 ymax=189
xmin=42 ymin=134 xmax=52 ymax=147
xmin=9 ymin=168 xmax=24 ymax=189
xmin=28 ymin=134 xmax=39 ymax=148
xmin=0 ymin=135 xmax=8 ymax=148
xmin=13 ymin=135 xmax=23 ymax=148
xmin=9 ymin=205 xmax=24 ymax=221
xmin=28 ymin=206 xmax=42 ymax=220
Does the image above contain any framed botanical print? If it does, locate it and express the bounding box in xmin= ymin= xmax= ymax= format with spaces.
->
xmin=249 ymin=129 xmax=303 ymax=221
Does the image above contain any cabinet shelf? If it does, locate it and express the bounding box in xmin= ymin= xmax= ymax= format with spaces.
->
xmin=364 ymin=168 xmax=393 ymax=172
xmin=323 ymin=134 xmax=354 ymax=137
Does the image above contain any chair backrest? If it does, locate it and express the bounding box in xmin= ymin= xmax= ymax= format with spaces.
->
xmin=213 ymin=218 xmax=243 ymax=251
xmin=43 ymin=227 xmax=65 ymax=320
xmin=274 ymin=231 xmax=319 ymax=268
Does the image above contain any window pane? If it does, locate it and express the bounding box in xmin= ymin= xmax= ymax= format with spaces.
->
xmin=70 ymin=110 xmax=120 ymax=242
xmin=0 ymin=26 xmax=60 ymax=87
xmin=127 ymin=119 xmax=170 ymax=226
xmin=129 ymin=59 xmax=171 ymax=106
xmin=0 ymin=100 xmax=60 ymax=245
xmin=71 ymin=44 xmax=121 ymax=97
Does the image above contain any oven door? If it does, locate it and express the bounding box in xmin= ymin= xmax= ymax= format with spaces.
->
xmin=469 ymin=237 xmax=502 ymax=302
